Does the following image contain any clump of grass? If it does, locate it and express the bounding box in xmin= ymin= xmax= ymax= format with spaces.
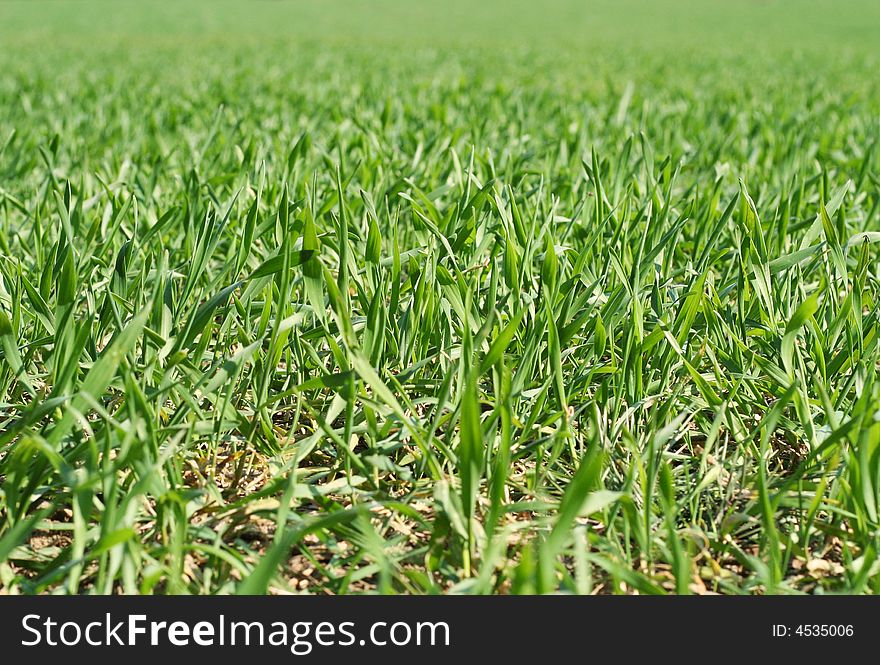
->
xmin=1 ymin=0 xmax=879 ymax=595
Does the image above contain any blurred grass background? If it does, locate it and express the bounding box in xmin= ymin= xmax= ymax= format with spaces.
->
xmin=2 ymin=0 xmax=877 ymax=106
xmin=2 ymin=1 xmax=878 ymax=51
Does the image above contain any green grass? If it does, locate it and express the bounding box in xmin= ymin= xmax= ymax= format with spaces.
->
xmin=1 ymin=0 xmax=879 ymax=595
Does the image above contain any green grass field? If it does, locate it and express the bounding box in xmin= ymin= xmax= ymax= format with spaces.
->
xmin=1 ymin=0 xmax=879 ymax=595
